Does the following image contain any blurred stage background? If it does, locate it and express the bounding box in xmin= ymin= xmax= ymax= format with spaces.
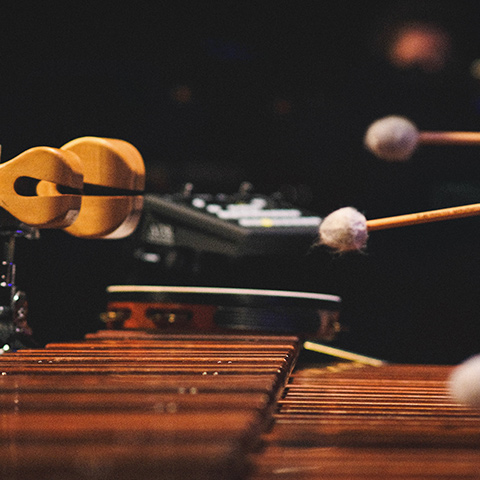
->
xmin=4 ymin=1 xmax=480 ymax=364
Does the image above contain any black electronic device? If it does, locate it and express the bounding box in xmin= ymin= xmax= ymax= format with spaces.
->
xmin=138 ymin=183 xmax=322 ymax=258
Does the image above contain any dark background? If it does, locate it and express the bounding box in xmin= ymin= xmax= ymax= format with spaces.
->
xmin=0 ymin=2 xmax=478 ymax=171
xmin=3 ymin=1 xmax=480 ymax=363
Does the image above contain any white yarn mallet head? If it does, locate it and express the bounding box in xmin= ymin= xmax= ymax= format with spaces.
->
xmin=318 ymin=203 xmax=480 ymax=253
xmin=318 ymin=207 xmax=368 ymax=252
xmin=448 ymin=354 xmax=480 ymax=408
xmin=365 ymin=115 xmax=480 ymax=161
xmin=364 ymin=115 xmax=419 ymax=161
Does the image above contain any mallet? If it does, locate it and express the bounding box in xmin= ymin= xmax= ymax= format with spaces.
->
xmin=449 ymin=354 xmax=480 ymax=408
xmin=364 ymin=115 xmax=480 ymax=161
xmin=319 ymin=203 xmax=480 ymax=252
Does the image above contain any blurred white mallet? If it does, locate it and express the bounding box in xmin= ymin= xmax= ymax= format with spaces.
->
xmin=364 ymin=115 xmax=480 ymax=161
xmin=448 ymin=354 xmax=480 ymax=408
xmin=319 ymin=203 xmax=480 ymax=252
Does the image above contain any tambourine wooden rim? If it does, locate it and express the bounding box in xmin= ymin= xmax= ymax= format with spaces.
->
xmin=107 ymin=285 xmax=341 ymax=309
xmin=106 ymin=285 xmax=341 ymax=335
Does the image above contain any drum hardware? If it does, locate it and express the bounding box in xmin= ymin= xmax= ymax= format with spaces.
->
xmin=0 ymin=217 xmax=39 ymax=349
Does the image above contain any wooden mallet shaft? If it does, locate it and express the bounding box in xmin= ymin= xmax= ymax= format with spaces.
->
xmin=419 ymin=131 xmax=480 ymax=145
xmin=367 ymin=203 xmax=480 ymax=231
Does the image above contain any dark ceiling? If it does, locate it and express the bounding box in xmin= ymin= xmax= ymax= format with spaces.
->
xmin=1 ymin=1 xmax=480 ymax=185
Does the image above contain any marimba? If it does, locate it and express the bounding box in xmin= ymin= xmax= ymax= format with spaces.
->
xmin=1 ymin=330 xmax=479 ymax=479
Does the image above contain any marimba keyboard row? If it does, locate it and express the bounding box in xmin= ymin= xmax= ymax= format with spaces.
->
xmin=252 ymin=363 xmax=480 ymax=479
xmin=0 ymin=331 xmax=299 ymax=479
xmin=0 ymin=331 xmax=480 ymax=479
